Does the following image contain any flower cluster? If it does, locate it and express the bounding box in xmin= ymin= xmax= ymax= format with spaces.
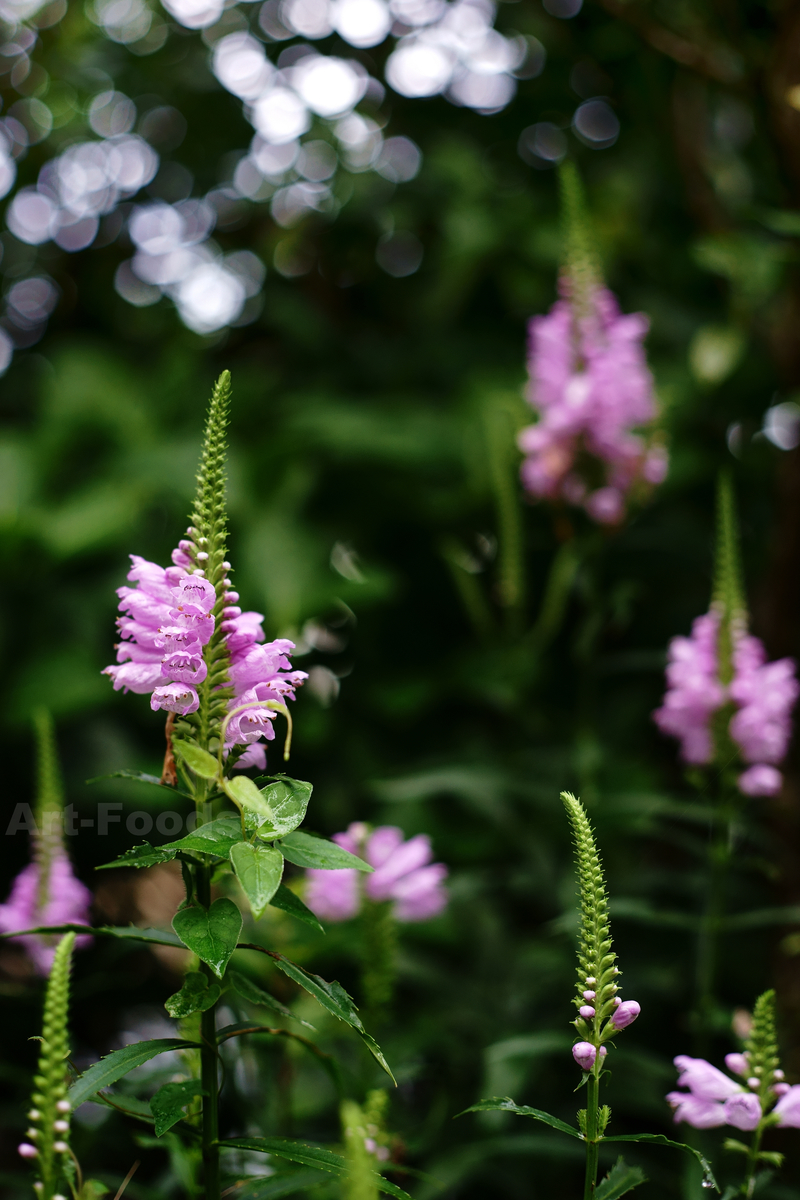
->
xmin=653 ymin=610 xmax=798 ymax=796
xmin=103 ymin=544 xmax=306 ymax=770
xmin=0 ymin=854 xmax=92 ymax=975
xmin=667 ymin=1054 xmax=800 ymax=1131
xmin=305 ymin=823 xmax=448 ymax=923
xmin=518 ymin=283 xmax=667 ymax=526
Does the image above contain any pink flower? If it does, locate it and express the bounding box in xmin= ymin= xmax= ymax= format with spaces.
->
xmin=666 ymin=1090 xmax=728 ymax=1129
xmin=774 ymin=1085 xmax=800 ymax=1128
xmin=724 ymin=1092 xmax=761 ymax=1131
xmin=653 ymin=613 xmax=797 ymax=795
xmin=305 ymin=824 xmax=448 ymax=925
xmin=573 ymin=1042 xmax=606 ymax=1071
xmin=103 ymin=551 xmax=306 ymax=768
xmin=674 ymin=1056 xmax=740 ymax=1101
xmin=610 ymin=1000 xmax=640 ymax=1029
xmin=724 ymin=1052 xmax=749 ymax=1077
xmin=518 ymin=284 xmax=664 ymax=524
xmin=0 ymin=853 xmax=92 ymax=975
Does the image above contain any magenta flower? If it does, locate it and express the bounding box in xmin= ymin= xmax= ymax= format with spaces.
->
xmin=667 ymin=1054 xmax=781 ymax=1132
xmin=304 ymin=823 xmax=448 ymax=924
xmin=774 ymin=1085 xmax=800 ymax=1127
xmin=0 ymin=852 xmax=92 ymax=975
xmin=610 ymin=1000 xmax=640 ymax=1029
xmin=103 ymin=550 xmax=306 ymax=768
xmin=653 ymin=612 xmax=798 ymax=797
xmin=572 ymin=1042 xmax=606 ymax=1071
xmin=518 ymin=284 xmax=665 ymax=525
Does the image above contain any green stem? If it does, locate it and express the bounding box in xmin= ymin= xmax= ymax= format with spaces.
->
xmin=694 ymin=796 xmax=733 ymax=1047
xmin=195 ymin=855 xmax=220 ymax=1200
xmin=742 ymin=1122 xmax=764 ymax=1197
xmin=484 ymin=395 xmax=525 ymax=635
xmin=583 ymin=1071 xmax=600 ymax=1200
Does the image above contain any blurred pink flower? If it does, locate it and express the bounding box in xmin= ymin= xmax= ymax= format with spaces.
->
xmin=653 ymin=613 xmax=797 ymax=796
xmin=0 ymin=852 xmax=92 ymax=975
xmin=518 ymin=284 xmax=664 ymax=525
xmin=305 ymin=823 xmax=448 ymax=924
xmin=668 ymin=1054 xmax=785 ymax=1132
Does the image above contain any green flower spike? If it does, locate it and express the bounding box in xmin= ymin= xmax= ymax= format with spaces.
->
xmin=712 ymin=470 xmax=747 ymax=689
xmin=32 ymin=709 xmax=66 ymax=916
xmin=22 ymin=932 xmax=76 ymax=1200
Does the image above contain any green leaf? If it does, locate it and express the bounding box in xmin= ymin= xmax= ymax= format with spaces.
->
xmin=458 ymin=1097 xmax=581 ymax=1139
xmin=86 ymin=769 xmax=192 ymax=800
xmin=96 ymin=843 xmax=177 ymax=870
xmin=228 ymin=968 xmax=315 ymax=1029
xmin=225 ymin=775 xmax=271 ymax=820
xmin=278 ymin=830 xmax=373 ymax=872
xmin=595 ymin=1157 xmax=647 ymax=1200
xmin=270 ymin=953 xmax=394 ymax=1082
xmin=150 ymin=1080 xmax=204 ymax=1136
xmin=223 ymin=1171 xmax=329 ymax=1199
xmin=68 ymin=1039 xmax=199 ymax=1108
xmin=162 ymin=815 xmax=246 ymax=859
xmin=242 ymin=776 xmax=313 ymax=837
xmin=172 ymin=738 xmax=220 ymax=780
xmin=0 ymin=925 xmax=185 ymax=948
xmin=269 ymin=883 xmax=324 ymax=933
xmin=603 ymin=1135 xmax=718 ymax=1192
xmin=165 ymin=971 xmax=221 ymax=1018
xmin=172 ymin=898 xmax=243 ymax=978
xmin=231 ymin=843 xmax=284 ymax=918
xmin=78 ymin=1180 xmax=112 ymax=1200
xmin=218 ymin=1140 xmax=411 ymax=1199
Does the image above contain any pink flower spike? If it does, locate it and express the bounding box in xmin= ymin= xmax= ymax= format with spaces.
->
xmin=579 ymin=1005 xmax=596 ymax=1020
xmin=724 ymin=1092 xmax=762 ymax=1132
xmin=610 ymin=1000 xmax=640 ymax=1029
xmin=573 ymin=1042 xmax=597 ymax=1071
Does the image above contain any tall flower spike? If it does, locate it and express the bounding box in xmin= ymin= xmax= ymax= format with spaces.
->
xmin=563 ymin=792 xmax=639 ymax=1071
xmin=19 ymin=932 xmax=76 ymax=1199
xmin=176 ymin=370 xmax=234 ymax=750
xmin=518 ymin=163 xmax=665 ymax=525
xmin=0 ymin=716 xmax=92 ymax=974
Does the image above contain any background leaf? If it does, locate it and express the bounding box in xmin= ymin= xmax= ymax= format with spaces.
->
xmin=68 ymin=1040 xmax=200 ymax=1108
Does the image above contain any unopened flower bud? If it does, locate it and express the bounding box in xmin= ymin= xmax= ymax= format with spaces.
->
xmin=27 ymin=1109 xmax=40 ymax=1121
xmin=775 ymin=1069 xmax=785 ymax=1080
xmin=748 ymin=1077 xmax=760 ymax=1089
xmin=53 ymin=1142 xmax=68 ymax=1153
xmin=773 ymin=1082 xmax=791 ymax=1096
xmin=53 ymin=1120 xmax=69 ymax=1133
xmin=579 ymin=1005 xmax=596 ymax=1019
xmin=572 ymin=1042 xmax=607 ymax=1071
xmin=18 ymin=1144 xmax=37 ymax=1159
xmin=585 ymin=977 xmax=596 ymax=985
xmin=26 ymin=1129 xmax=38 ymax=1140
xmin=583 ymin=990 xmax=596 ymax=1000
xmin=724 ymin=1053 xmax=749 ymax=1077
xmin=610 ymin=1000 xmax=641 ymax=1029
xmin=612 ymin=996 xmax=621 ymax=1007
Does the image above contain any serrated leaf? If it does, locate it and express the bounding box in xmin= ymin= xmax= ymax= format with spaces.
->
xmin=161 ymin=815 xmax=246 ymax=859
xmin=595 ymin=1157 xmax=647 ymax=1200
xmin=270 ymin=953 xmax=394 ymax=1082
xmin=68 ymin=1039 xmax=199 ymax=1108
xmin=96 ymin=842 xmax=177 ymax=870
xmin=172 ymin=898 xmax=242 ymax=978
xmin=165 ymin=971 xmax=221 ymax=1018
xmin=269 ymin=883 xmax=324 ymax=933
xmin=229 ymin=969 xmax=315 ymax=1030
xmin=218 ymin=1140 xmax=410 ymax=1199
xmin=172 ymin=739 xmax=220 ymax=780
xmin=603 ymin=1134 xmax=718 ymax=1191
xmin=225 ymin=1170 xmax=329 ymax=1200
xmin=458 ymin=1097 xmax=581 ymax=1139
xmin=0 ymin=924 xmax=185 ymax=948
xmin=150 ymin=1080 xmax=205 ymax=1136
xmin=278 ymin=830 xmax=373 ymax=872
xmin=241 ymin=777 xmax=313 ymax=837
xmin=231 ymin=843 xmax=284 ymax=918
xmin=86 ymin=769 xmax=192 ymax=800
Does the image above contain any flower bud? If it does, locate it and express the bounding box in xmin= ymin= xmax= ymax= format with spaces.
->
xmin=27 ymin=1109 xmax=40 ymax=1121
xmin=724 ymin=1053 xmax=749 ymax=1077
xmin=775 ymin=1070 xmax=785 ymax=1081
xmin=53 ymin=1120 xmax=69 ymax=1133
xmin=773 ymin=1082 xmax=791 ymax=1096
xmin=55 ymin=1100 xmax=70 ymax=1113
xmin=53 ymin=1142 xmax=68 ymax=1153
xmin=573 ymin=1042 xmax=598 ymax=1071
xmin=747 ymin=1077 xmax=760 ymax=1090
xmin=585 ymin=977 xmax=596 ymax=985
xmin=610 ymin=1000 xmax=640 ymax=1029
xmin=18 ymin=1144 xmax=38 ymax=1159
xmin=583 ymin=990 xmax=596 ymax=1000
xmin=579 ymin=1005 xmax=596 ymax=1019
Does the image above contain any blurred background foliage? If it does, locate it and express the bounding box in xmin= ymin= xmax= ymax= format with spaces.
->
xmin=4 ymin=0 xmax=800 ymax=1197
